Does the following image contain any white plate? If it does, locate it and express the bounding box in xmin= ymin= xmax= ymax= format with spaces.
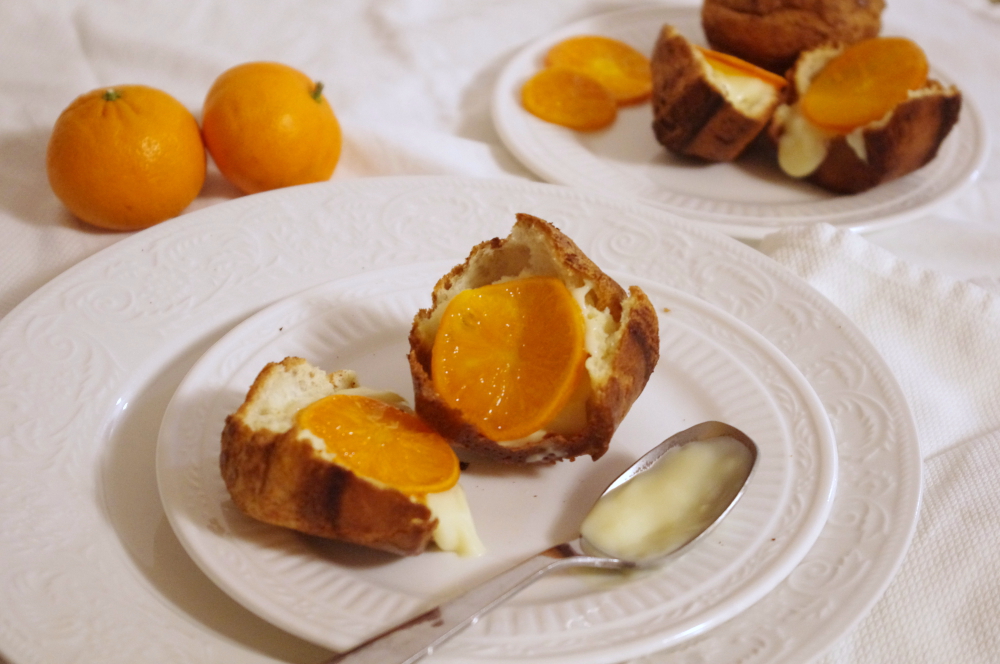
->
xmin=156 ymin=266 xmax=837 ymax=662
xmin=491 ymin=5 xmax=988 ymax=239
xmin=0 ymin=175 xmax=920 ymax=664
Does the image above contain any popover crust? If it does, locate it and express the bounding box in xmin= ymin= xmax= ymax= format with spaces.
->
xmin=771 ymin=49 xmax=962 ymax=194
xmin=220 ymin=357 xmax=437 ymax=556
xmin=408 ymin=213 xmax=660 ymax=464
xmin=702 ymin=0 xmax=885 ymax=73
xmin=651 ymin=24 xmax=782 ymax=162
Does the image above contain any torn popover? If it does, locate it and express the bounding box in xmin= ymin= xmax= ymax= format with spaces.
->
xmin=408 ymin=213 xmax=660 ymax=465
xmin=770 ymin=37 xmax=962 ymax=194
xmin=651 ymin=24 xmax=788 ymax=161
xmin=221 ymin=357 xmax=484 ymax=557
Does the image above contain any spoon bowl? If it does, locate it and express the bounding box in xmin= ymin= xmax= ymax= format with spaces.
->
xmin=580 ymin=420 xmax=758 ymax=565
xmin=326 ymin=421 xmax=759 ymax=664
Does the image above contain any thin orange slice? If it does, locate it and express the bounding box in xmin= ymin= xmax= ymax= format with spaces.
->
xmin=696 ymin=46 xmax=788 ymax=89
xmin=545 ymin=35 xmax=652 ymax=105
xmin=522 ymin=67 xmax=617 ymax=131
xmin=296 ymin=394 xmax=460 ymax=496
xmin=431 ymin=276 xmax=587 ymax=441
xmin=800 ymin=37 xmax=929 ymax=134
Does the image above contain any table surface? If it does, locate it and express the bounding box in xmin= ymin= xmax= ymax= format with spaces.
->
xmin=1 ymin=0 xmax=998 ymax=663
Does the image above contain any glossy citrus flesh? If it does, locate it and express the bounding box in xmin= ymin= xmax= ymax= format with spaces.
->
xmin=800 ymin=37 xmax=929 ymax=134
xmin=431 ymin=276 xmax=587 ymax=441
xmin=697 ymin=46 xmax=788 ymax=89
xmin=202 ymin=61 xmax=342 ymax=194
xmin=545 ymin=35 xmax=653 ymax=105
xmin=522 ymin=67 xmax=617 ymax=131
xmin=297 ymin=394 xmax=460 ymax=496
xmin=46 ymin=85 xmax=206 ymax=231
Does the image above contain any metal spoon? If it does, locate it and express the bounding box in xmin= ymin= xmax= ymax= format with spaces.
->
xmin=324 ymin=421 xmax=759 ymax=664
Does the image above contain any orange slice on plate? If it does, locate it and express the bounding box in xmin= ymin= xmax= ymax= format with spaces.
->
xmin=431 ymin=276 xmax=587 ymax=441
xmin=522 ymin=67 xmax=618 ymax=131
xmin=800 ymin=37 xmax=929 ymax=134
xmin=545 ymin=35 xmax=653 ymax=105
xmin=296 ymin=394 xmax=460 ymax=496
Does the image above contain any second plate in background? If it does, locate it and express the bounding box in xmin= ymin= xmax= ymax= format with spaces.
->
xmin=492 ymin=5 xmax=987 ymax=239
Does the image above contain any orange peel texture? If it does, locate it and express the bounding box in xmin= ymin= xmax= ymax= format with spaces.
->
xmin=522 ymin=67 xmax=617 ymax=131
xmin=696 ymin=46 xmax=788 ymax=89
xmin=46 ymin=85 xmax=205 ymax=231
xmin=545 ymin=35 xmax=653 ymax=105
xmin=296 ymin=394 xmax=460 ymax=496
xmin=202 ymin=61 xmax=342 ymax=194
xmin=430 ymin=276 xmax=587 ymax=442
xmin=800 ymin=37 xmax=929 ymax=134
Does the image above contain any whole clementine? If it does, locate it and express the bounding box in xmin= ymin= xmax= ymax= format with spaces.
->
xmin=201 ymin=62 xmax=342 ymax=195
xmin=46 ymin=85 xmax=206 ymax=231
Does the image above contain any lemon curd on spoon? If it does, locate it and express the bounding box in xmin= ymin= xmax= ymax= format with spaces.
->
xmin=581 ymin=435 xmax=754 ymax=561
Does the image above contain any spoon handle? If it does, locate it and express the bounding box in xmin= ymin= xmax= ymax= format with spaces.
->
xmin=323 ymin=541 xmax=611 ymax=664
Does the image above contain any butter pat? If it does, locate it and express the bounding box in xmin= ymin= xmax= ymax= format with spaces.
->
xmin=700 ymin=53 xmax=781 ymax=118
xmin=425 ymin=484 xmax=486 ymax=557
xmin=580 ymin=436 xmax=753 ymax=561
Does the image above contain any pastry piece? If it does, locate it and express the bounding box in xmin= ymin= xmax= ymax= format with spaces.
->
xmin=701 ymin=0 xmax=885 ymax=73
xmin=408 ymin=213 xmax=660 ymax=465
xmin=220 ymin=356 xmax=484 ymax=557
xmin=770 ymin=39 xmax=962 ymax=194
xmin=651 ymin=24 xmax=787 ymax=162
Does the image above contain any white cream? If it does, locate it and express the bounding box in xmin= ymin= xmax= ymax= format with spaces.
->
xmin=580 ymin=436 xmax=753 ymax=561
xmin=776 ymin=107 xmax=833 ymax=177
xmin=571 ymin=282 xmax=616 ymax=385
xmin=698 ymin=52 xmax=780 ymax=118
xmin=336 ymin=386 xmax=411 ymax=411
xmin=424 ymin=484 xmax=486 ymax=557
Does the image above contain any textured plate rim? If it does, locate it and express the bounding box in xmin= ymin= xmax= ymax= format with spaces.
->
xmin=491 ymin=5 xmax=989 ymax=239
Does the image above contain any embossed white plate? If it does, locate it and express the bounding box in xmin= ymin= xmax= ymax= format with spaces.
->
xmin=491 ymin=6 xmax=988 ymax=239
xmin=0 ymin=176 xmax=919 ymax=664
xmin=156 ymin=266 xmax=836 ymax=661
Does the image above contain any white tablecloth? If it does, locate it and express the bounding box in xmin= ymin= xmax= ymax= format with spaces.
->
xmin=2 ymin=0 xmax=999 ymax=662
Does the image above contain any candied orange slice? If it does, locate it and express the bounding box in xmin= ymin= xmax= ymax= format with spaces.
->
xmin=431 ymin=276 xmax=587 ymax=441
xmin=696 ymin=46 xmax=788 ymax=89
xmin=545 ymin=35 xmax=652 ymax=105
xmin=522 ymin=67 xmax=617 ymax=131
xmin=800 ymin=37 xmax=929 ymax=134
xmin=297 ymin=394 xmax=460 ymax=496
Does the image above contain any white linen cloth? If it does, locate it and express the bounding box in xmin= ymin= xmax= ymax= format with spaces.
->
xmin=2 ymin=0 xmax=1000 ymax=662
xmin=759 ymin=224 xmax=1000 ymax=663
xmin=3 ymin=0 xmax=1000 ymax=322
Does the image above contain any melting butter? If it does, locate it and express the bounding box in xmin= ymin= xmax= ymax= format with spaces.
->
xmin=580 ymin=436 xmax=753 ymax=561
xmin=425 ymin=484 xmax=486 ymax=557
xmin=777 ymin=108 xmax=832 ymax=178
xmin=700 ymin=59 xmax=779 ymax=118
